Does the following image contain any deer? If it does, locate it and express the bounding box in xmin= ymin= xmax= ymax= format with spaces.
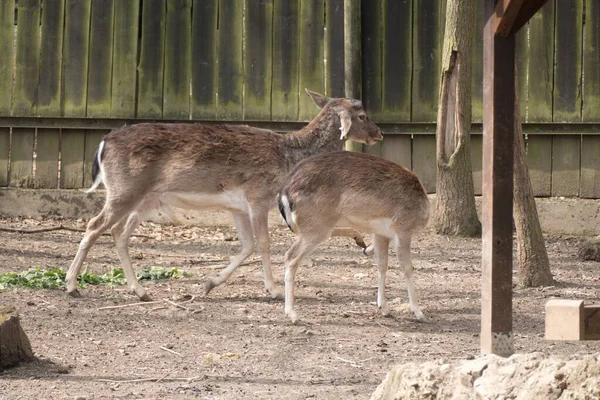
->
xmin=277 ymin=151 xmax=430 ymax=324
xmin=65 ymin=89 xmax=383 ymax=301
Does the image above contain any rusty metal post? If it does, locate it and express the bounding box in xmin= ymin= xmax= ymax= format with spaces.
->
xmin=481 ymin=0 xmax=515 ymax=357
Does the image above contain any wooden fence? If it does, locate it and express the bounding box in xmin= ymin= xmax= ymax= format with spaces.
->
xmin=0 ymin=0 xmax=599 ymax=198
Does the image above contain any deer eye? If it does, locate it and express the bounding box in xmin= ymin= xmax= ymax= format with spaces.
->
xmin=359 ymin=114 xmax=367 ymax=122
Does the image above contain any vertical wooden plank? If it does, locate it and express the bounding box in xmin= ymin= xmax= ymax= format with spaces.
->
xmin=271 ymin=0 xmax=299 ymax=121
xmin=580 ymin=136 xmax=600 ymax=198
xmin=412 ymin=0 xmax=443 ymax=122
xmin=471 ymin=0 xmax=484 ymax=122
xmin=60 ymin=129 xmax=86 ymax=189
xmin=37 ymin=0 xmax=65 ymax=117
xmin=138 ymin=0 xmax=166 ymax=118
xmin=83 ymin=130 xmax=107 ymax=188
xmin=380 ymin=0 xmax=411 ymax=122
xmin=163 ymin=0 xmax=191 ymax=119
xmin=0 ymin=128 xmax=9 ymax=186
xmin=298 ymin=0 xmax=325 ymax=121
xmin=111 ymin=0 xmax=139 ymax=117
xmin=524 ymin=2 xmax=554 ymax=122
xmin=381 ymin=135 xmax=411 ymax=169
xmin=63 ymin=0 xmax=91 ymax=117
xmin=553 ymin=0 xmax=583 ymax=122
xmin=86 ymin=0 xmax=114 ymax=118
xmin=361 ymin=0 xmax=382 ymax=119
xmin=0 ymin=0 xmax=14 ymax=115
xmin=325 ymin=0 xmax=344 ymax=98
xmin=191 ymin=0 xmax=217 ymax=119
xmin=9 ymin=128 xmax=35 ymax=188
xmin=526 ymin=135 xmax=552 ymax=197
xmin=551 ymin=135 xmax=581 ymax=197
xmin=34 ymin=129 xmax=60 ymax=188
xmin=244 ymin=0 xmax=273 ymax=120
xmin=582 ymin=0 xmax=600 ymax=122
xmin=471 ymin=134 xmax=483 ymax=196
xmin=216 ymin=0 xmax=243 ymax=120
xmin=13 ymin=0 xmax=41 ymax=116
xmin=364 ymin=140 xmax=382 ymax=158
xmin=515 ymin=24 xmax=528 ymax=121
xmin=411 ymin=135 xmax=436 ymax=193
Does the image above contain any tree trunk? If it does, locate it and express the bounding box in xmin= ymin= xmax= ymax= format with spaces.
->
xmin=433 ymin=0 xmax=481 ymax=237
xmin=0 ymin=307 xmax=34 ymax=370
xmin=513 ymin=71 xmax=554 ymax=287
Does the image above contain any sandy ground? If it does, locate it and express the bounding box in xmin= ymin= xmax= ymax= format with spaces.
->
xmin=0 ymin=217 xmax=599 ymax=400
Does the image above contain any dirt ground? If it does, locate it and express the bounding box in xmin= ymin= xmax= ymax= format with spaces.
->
xmin=0 ymin=217 xmax=599 ymax=400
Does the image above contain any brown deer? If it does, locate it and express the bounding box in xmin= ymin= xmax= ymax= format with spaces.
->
xmin=278 ymin=151 xmax=430 ymax=323
xmin=66 ymin=90 xmax=382 ymax=300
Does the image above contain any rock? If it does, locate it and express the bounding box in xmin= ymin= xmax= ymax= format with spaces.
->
xmin=370 ymin=352 xmax=600 ymax=400
xmin=0 ymin=306 xmax=34 ymax=370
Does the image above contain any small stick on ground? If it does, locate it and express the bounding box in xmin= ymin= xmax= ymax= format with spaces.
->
xmin=164 ymin=299 xmax=189 ymax=311
xmin=95 ymin=376 xmax=200 ymax=384
xmin=0 ymin=225 xmax=153 ymax=239
xmin=97 ymin=301 xmax=164 ymax=311
xmin=159 ymin=346 xmax=183 ymax=357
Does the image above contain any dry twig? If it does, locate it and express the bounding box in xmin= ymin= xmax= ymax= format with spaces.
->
xmin=159 ymin=346 xmax=183 ymax=357
xmin=0 ymin=224 xmax=153 ymax=239
xmin=164 ymin=299 xmax=189 ymax=311
xmin=97 ymin=301 xmax=163 ymax=311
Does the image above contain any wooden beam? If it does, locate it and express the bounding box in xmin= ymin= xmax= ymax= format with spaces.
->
xmin=510 ymin=0 xmax=550 ymax=35
xmin=495 ymin=0 xmax=525 ymax=36
xmin=481 ymin=0 xmax=516 ymax=357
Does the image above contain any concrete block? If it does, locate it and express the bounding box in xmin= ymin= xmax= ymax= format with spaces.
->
xmin=545 ymin=299 xmax=584 ymax=340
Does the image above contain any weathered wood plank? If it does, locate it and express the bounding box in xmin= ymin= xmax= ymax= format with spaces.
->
xmin=86 ymin=0 xmax=114 ymax=118
xmin=515 ymin=24 xmax=528 ymax=120
xmin=364 ymin=140 xmax=382 ymax=158
xmin=163 ymin=0 xmax=191 ymax=119
xmin=553 ymin=0 xmax=583 ymax=123
xmin=9 ymin=128 xmax=35 ymax=188
xmin=138 ymin=0 xmax=166 ymax=118
xmin=111 ymin=0 xmax=139 ymax=117
xmin=38 ymin=0 xmax=65 ymax=117
xmin=471 ymin=134 xmax=483 ymax=196
xmin=83 ymin=130 xmax=107 ymax=188
xmin=551 ymin=135 xmax=581 ymax=197
xmin=298 ymin=0 xmax=325 ymax=121
xmin=0 ymin=0 xmax=14 ymax=115
xmin=34 ymin=128 xmax=60 ymax=188
xmin=60 ymin=129 xmax=86 ymax=189
xmin=411 ymin=135 xmax=436 ymax=193
xmin=580 ymin=136 xmax=600 ymax=198
xmin=471 ymin=0 xmax=484 ymax=122
xmin=526 ymin=135 xmax=552 ymax=197
xmin=582 ymin=0 xmax=600 ymax=122
xmin=380 ymin=0 xmax=411 ymax=122
xmin=13 ymin=0 xmax=41 ymax=116
xmin=191 ymin=0 xmax=217 ymax=119
xmin=0 ymin=128 xmax=9 ymax=186
xmin=412 ymin=0 xmax=444 ymax=122
xmin=381 ymin=135 xmax=411 ymax=169
xmin=271 ymin=0 xmax=299 ymax=121
xmin=244 ymin=0 xmax=273 ymax=120
xmin=325 ymin=0 xmax=344 ymax=98
xmin=525 ymin=1 xmax=554 ymax=122
xmin=63 ymin=0 xmax=91 ymax=117
xmin=217 ymin=0 xmax=243 ymax=120
xmin=361 ymin=0 xmax=382 ymax=119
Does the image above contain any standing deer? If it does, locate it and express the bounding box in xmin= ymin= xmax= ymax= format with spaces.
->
xmin=278 ymin=151 xmax=430 ymax=323
xmin=65 ymin=90 xmax=382 ymax=300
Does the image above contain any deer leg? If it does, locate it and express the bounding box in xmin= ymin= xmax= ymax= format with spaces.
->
xmin=395 ymin=234 xmax=425 ymax=321
xmin=205 ymin=213 xmax=255 ymax=295
xmin=250 ymin=208 xmax=281 ymax=299
xmin=373 ymin=234 xmax=391 ymax=316
xmin=330 ymin=227 xmax=368 ymax=250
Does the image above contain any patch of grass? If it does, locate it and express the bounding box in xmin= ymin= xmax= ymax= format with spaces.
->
xmin=0 ymin=267 xmax=191 ymax=290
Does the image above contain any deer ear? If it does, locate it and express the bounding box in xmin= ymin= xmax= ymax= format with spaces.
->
xmin=339 ymin=110 xmax=352 ymax=140
xmin=305 ymin=89 xmax=330 ymax=109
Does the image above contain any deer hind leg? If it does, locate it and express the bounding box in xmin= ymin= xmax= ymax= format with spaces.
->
xmin=284 ymin=232 xmax=329 ymax=324
xmin=372 ymin=234 xmax=391 ymax=316
xmin=250 ymin=207 xmax=281 ymax=299
xmin=205 ymin=213 xmax=255 ymax=295
xmin=395 ymin=233 xmax=425 ymax=320
xmin=65 ymin=200 xmax=132 ymax=297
